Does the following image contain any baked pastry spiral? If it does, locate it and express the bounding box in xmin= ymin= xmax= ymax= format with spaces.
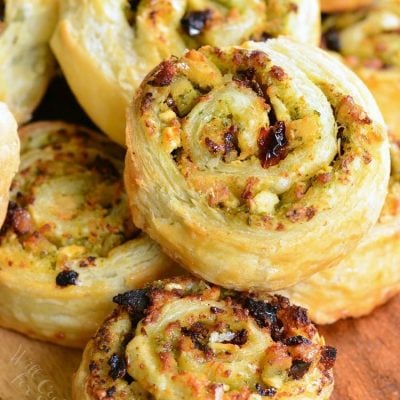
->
xmin=0 ymin=121 xmax=179 ymax=348
xmin=73 ymin=276 xmax=336 ymax=400
xmin=125 ymin=38 xmax=390 ymax=291
xmin=50 ymin=0 xmax=320 ymax=145
xmin=0 ymin=102 xmax=19 ymax=226
xmin=320 ymin=0 xmax=374 ymax=13
xmin=278 ymin=142 xmax=400 ymax=323
xmin=0 ymin=0 xmax=58 ymax=124
xmin=322 ymin=0 xmax=400 ymax=142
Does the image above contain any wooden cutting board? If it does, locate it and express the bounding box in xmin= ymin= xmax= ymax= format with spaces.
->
xmin=0 ymin=294 xmax=398 ymax=400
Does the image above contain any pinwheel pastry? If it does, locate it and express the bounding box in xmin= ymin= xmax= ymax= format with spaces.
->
xmin=124 ymin=38 xmax=390 ymax=291
xmin=0 ymin=0 xmax=58 ymax=124
xmin=0 ymin=102 xmax=19 ymax=226
xmin=73 ymin=276 xmax=336 ymax=400
xmin=50 ymin=0 xmax=320 ymax=145
xmin=322 ymin=0 xmax=400 ymax=143
xmin=279 ymin=139 xmax=400 ymax=323
xmin=0 ymin=121 xmax=179 ymax=348
xmin=320 ymin=0 xmax=374 ymax=13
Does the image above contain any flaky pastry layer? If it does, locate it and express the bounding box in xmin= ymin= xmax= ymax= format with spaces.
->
xmin=73 ymin=276 xmax=336 ymax=400
xmin=0 ymin=102 xmax=19 ymax=226
xmin=50 ymin=0 xmax=320 ymax=144
xmin=125 ymin=38 xmax=390 ymax=291
xmin=0 ymin=0 xmax=58 ymax=123
xmin=0 ymin=121 xmax=178 ymax=348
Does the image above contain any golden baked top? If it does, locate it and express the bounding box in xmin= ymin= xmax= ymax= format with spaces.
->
xmin=51 ymin=0 xmax=320 ymax=144
xmin=77 ymin=276 xmax=335 ymax=400
xmin=125 ymin=38 xmax=390 ymax=290
xmin=323 ymin=0 xmax=400 ymax=69
xmin=0 ymin=122 xmax=137 ymax=284
xmin=0 ymin=121 xmax=179 ymax=348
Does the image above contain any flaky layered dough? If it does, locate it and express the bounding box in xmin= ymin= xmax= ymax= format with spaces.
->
xmin=73 ymin=276 xmax=336 ymax=400
xmin=322 ymin=0 xmax=400 ymax=145
xmin=320 ymin=0 xmax=373 ymax=12
xmin=0 ymin=0 xmax=58 ymax=124
xmin=0 ymin=102 xmax=19 ymax=226
xmin=0 ymin=122 xmax=179 ymax=348
xmin=279 ymin=143 xmax=400 ymax=323
xmin=125 ymin=38 xmax=390 ymax=291
xmin=50 ymin=0 xmax=320 ymax=145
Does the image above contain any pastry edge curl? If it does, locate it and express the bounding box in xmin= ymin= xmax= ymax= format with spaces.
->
xmin=72 ymin=276 xmax=336 ymax=400
xmin=0 ymin=103 xmax=19 ymax=227
xmin=125 ymin=38 xmax=390 ymax=291
xmin=0 ymin=121 xmax=181 ymax=348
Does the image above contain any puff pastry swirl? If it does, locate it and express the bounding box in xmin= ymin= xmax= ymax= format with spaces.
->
xmin=322 ymin=0 xmax=400 ymax=145
xmin=50 ymin=0 xmax=320 ymax=144
xmin=0 ymin=102 xmax=19 ymax=226
xmin=278 ymin=141 xmax=400 ymax=323
xmin=0 ymin=0 xmax=58 ymax=124
xmin=73 ymin=276 xmax=336 ymax=400
xmin=125 ymin=38 xmax=390 ymax=291
xmin=0 ymin=121 xmax=178 ymax=348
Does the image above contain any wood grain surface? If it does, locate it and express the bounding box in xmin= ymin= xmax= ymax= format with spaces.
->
xmin=0 ymin=294 xmax=398 ymax=400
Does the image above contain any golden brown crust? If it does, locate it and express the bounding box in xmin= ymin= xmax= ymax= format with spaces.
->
xmin=278 ymin=139 xmax=400 ymax=323
xmin=124 ymin=38 xmax=390 ymax=291
xmin=0 ymin=121 xmax=180 ymax=348
xmin=320 ymin=0 xmax=374 ymax=12
xmin=0 ymin=102 xmax=19 ymax=226
xmin=51 ymin=0 xmax=320 ymax=144
xmin=73 ymin=276 xmax=335 ymax=400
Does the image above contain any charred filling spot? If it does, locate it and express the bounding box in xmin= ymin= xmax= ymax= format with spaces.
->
xmin=323 ymin=29 xmax=341 ymax=52
xmin=210 ymin=306 xmax=224 ymax=314
xmin=242 ymin=297 xmax=278 ymax=328
xmin=140 ymin=92 xmax=153 ymax=114
xmin=148 ymin=60 xmax=177 ymax=87
xmin=55 ymin=270 xmax=79 ymax=287
xmin=79 ymin=256 xmax=96 ymax=267
xmin=0 ymin=201 xmax=32 ymax=237
xmin=90 ymin=155 xmax=120 ymax=180
xmin=165 ymin=95 xmax=179 ymax=115
xmin=181 ymin=322 xmax=212 ymax=354
xmin=320 ymin=346 xmax=337 ymax=370
xmin=171 ymin=147 xmax=183 ymax=162
xmin=254 ymin=32 xmax=274 ymax=42
xmin=258 ymin=121 xmax=288 ymax=168
xmin=255 ymin=383 xmax=277 ymax=397
xmin=270 ymin=66 xmax=286 ymax=82
xmin=286 ymin=206 xmax=317 ymax=223
xmin=223 ymin=125 xmax=240 ymax=158
xmin=106 ymin=386 xmax=116 ymax=397
xmin=113 ymin=289 xmax=150 ymax=325
xmin=223 ymin=328 xmax=248 ymax=346
xmin=204 ymin=126 xmax=240 ymax=161
xmin=205 ymin=137 xmax=222 ymax=154
xmin=234 ymin=68 xmax=264 ymax=98
xmin=283 ymin=304 xmax=311 ymax=328
xmin=181 ymin=9 xmax=213 ymax=37
xmin=283 ymin=335 xmax=312 ymax=346
xmin=89 ymin=360 xmax=98 ymax=373
xmin=288 ymin=360 xmax=312 ymax=380
xmin=108 ymin=353 xmax=127 ymax=380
